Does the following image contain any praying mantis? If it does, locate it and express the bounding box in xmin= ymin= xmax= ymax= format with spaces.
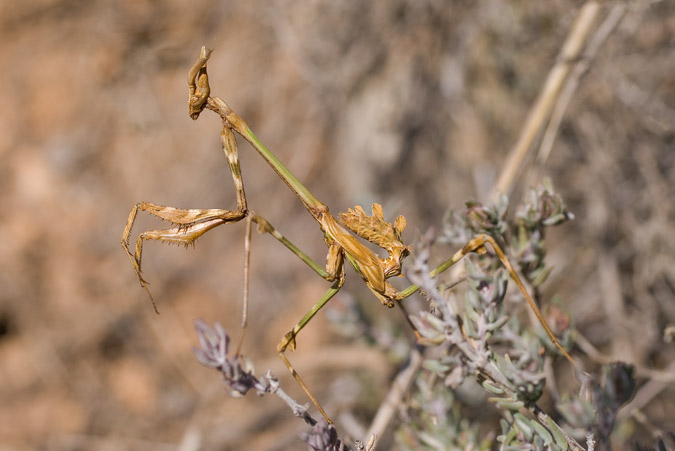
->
xmin=122 ymin=46 xmax=577 ymax=423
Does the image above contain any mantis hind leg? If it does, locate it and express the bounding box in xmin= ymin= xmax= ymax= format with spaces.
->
xmin=276 ymin=273 xmax=346 ymax=424
xmin=238 ymin=214 xmax=350 ymax=422
xmin=459 ymin=234 xmax=576 ymax=366
xmin=398 ymin=233 xmax=576 ymax=366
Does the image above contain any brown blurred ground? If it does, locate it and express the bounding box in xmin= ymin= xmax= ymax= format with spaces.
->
xmin=0 ymin=1 xmax=674 ymax=449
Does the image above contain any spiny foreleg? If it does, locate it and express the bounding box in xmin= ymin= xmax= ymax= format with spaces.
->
xmin=122 ymin=125 xmax=248 ymax=311
xmin=121 ymin=203 xmax=247 ymax=311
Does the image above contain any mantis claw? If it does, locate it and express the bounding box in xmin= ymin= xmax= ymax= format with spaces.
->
xmin=278 ymin=331 xmax=298 ymax=353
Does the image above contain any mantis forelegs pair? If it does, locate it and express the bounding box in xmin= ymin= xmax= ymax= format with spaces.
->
xmin=122 ymin=46 xmax=577 ymax=424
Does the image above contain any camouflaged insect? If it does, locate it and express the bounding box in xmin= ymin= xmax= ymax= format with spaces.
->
xmin=339 ymin=203 xmax=411 ymax=278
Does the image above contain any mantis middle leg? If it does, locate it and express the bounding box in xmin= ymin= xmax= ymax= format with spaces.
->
xmin=247 ymin=214 xmax=348 ymax=422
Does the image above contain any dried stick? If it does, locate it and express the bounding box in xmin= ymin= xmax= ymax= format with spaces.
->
xmin=365 ymin=346 xmax=424 ymax=447
xmin=491 ymin=1 xmax=601 ymax=202
xmin=529 ymin=3 xmax=627 ymax=186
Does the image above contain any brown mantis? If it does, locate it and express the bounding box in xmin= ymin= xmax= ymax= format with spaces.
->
xmin=122 ymin=46 xmax=577 ymax=424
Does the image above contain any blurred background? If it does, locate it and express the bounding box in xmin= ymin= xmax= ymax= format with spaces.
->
xmin=0 ymin=1 xmax=673 ymax=449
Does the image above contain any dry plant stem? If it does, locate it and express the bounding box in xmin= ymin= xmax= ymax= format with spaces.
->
xmin=574 ymin=331 xmax=675 ymax=384
xmin=531 ymin=3 xmax=626 ymax=179
xmin=630 ymin=410 xmax=665 ymax=442
xmin=617 ymin=360 xmax=675 ymax=422
xmin=535 ymin=408 xmax=586 ymax=451
xmin=365 ymin=346 xmax=424 ymax=448
xmin=492 ymin=1 xmax=600 ymax=202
